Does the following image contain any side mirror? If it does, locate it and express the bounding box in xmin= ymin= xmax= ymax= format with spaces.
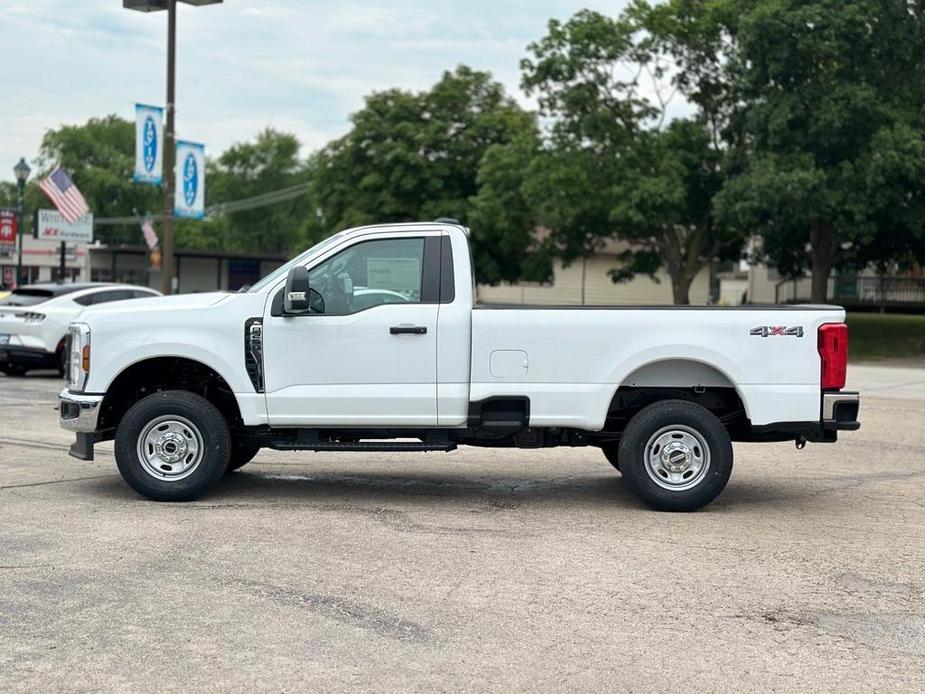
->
xmin=283 ymin=267 xmax=311 ymax=315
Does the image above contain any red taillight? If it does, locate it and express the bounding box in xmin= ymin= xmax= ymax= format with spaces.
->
xmin=818 ymin=323 xmax=847 ymax=390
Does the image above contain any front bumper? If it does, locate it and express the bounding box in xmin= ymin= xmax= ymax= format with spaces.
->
xmin=59 ymin=389 xmax=104 ymax=433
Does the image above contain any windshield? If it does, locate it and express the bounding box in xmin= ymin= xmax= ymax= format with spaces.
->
xmin=0 ymin=289 xmax=55 ymax=307
xmin=248 ymin=231 xmax=348 ymax=293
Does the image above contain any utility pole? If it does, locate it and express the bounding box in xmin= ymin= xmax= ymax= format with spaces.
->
xmin=162 ymin=0 xmax=177 ymax=295
xmin=123 ymin=1 xmax=223 ymax=295
xmin=59 ymin=242 xmax=66 ymax=282
xmin=13 ymin=157 xmax=31 ymax=288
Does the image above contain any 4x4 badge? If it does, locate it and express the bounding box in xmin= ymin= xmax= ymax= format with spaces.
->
xmin=750 ymin=326 xmax=804 ymax=337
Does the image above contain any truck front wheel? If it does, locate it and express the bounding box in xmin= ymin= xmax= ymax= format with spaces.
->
xmin=114 ymin=390 xmax=231 ymax=501
xmin=226 ymin=439 xmax=261 ymax=472
xmin=618 ymin=400 xmax=733 ymax=512
xmin=601 ymin=444 xmax=620 ymax=472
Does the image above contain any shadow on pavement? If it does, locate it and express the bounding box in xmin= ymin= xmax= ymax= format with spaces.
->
xmin=71 ymin=465 xmax=841 ymax=514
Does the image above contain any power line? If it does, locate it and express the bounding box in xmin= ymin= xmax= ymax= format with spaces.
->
xmin=94 ymin=182 xmax=310 ymax=226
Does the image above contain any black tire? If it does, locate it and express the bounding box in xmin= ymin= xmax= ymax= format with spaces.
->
xmin=1 ymin=364 xmax=27 ymax=376
xmin=601 ymin=443 xmax=621 ymax=472
xmin=57 ymin=344 xmax=67 ymax=378
xmin=227 ymin=439 xmax=260 ymax=472
xmin=114 ymin=390 xmax=231 ymax=502
xmin=618 ymin=399 xmax=733 ymax=512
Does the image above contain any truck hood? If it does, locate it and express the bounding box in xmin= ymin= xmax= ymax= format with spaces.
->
xmin=78 ymin=291 xmax=232 ymax=321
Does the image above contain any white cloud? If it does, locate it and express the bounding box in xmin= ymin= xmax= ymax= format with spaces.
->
xmin=0 ymin=0 xmax=626 ymax=179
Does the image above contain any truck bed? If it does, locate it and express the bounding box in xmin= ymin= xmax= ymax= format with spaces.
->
xmin=469 ymin=303 xmax=846 ymax=430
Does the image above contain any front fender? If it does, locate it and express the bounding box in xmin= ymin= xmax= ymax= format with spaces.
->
xmin=86 ymin=331 xmax=249 ymax=395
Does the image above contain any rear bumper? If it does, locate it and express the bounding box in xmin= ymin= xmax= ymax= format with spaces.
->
xmin=822 ymin=391 xmax=860 ymax=431
xmin=0 ymin=344 xmax=57 ymax=369
xmin=744 ymin=391 xmax=860 ymax=443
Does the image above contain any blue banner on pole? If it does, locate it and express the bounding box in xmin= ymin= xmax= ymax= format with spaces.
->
xmin=174 ymin=141 xmax=206 ymax=219
xmin=134 ymin=103 xmax=164 ymax=185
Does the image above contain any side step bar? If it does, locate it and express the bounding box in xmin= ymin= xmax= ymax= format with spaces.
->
xmin=271 ymin=441 xmax=457 ymax=453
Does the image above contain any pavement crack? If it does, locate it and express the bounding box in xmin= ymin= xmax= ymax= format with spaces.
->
xmin=0 ymin=435 xmax=113 ymax=457
xmin=221 ymin=578 xmax=433 ymax=644
xmin=0 ymin=474 xmax=111 ymax=491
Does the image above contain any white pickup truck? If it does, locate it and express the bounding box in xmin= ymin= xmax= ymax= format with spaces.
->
xmin=59 ymin=222 xmax=860 ymax=511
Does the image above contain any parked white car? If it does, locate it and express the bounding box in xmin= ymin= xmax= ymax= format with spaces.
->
xmin=0 ymin=283 xmax=161 ymax=376
xmin=58 ymin=222 xmax=860 ymax=511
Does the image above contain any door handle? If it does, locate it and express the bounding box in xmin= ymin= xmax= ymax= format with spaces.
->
xmin=390 ymin=326 xmax=427 ymax=335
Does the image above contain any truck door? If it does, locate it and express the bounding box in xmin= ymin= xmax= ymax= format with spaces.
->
xmin=262 ymin=233 xmax=440 ymax=426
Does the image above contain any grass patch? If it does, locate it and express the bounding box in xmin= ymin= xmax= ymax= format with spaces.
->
xmin=847 ymin=313 xmax=925 ymax=362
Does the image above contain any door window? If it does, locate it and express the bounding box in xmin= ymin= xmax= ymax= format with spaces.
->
xmin=308 ymin=238 xmax=424 ymax=316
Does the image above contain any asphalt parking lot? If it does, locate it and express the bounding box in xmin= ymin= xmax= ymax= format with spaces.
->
xmin=1 ymin=368 xmax=924 ymax=692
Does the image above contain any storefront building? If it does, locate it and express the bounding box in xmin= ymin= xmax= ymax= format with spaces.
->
xmin=1 ymin=238 xmax=286 ymax=293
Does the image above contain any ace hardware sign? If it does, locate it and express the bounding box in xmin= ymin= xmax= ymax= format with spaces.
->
xmin=0 ymin=208 xmax=17 ymax=256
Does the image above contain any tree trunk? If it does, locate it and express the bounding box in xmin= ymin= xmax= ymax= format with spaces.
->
xmin=809 ymin=221 xmax=838 ymax=304
xmin=669 ymin=270 xmax=695 ymax=305
xmin=661 ymin=225 xmax=704 ymax=305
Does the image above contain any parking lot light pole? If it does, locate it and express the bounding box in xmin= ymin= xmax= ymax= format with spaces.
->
xmin=123 ymin=0 xmax=223 ymax=295
xmin=13 ymin=157 xmax=31 ymax=288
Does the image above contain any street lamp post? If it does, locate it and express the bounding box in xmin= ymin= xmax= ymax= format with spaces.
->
xmin=123 ymin=0 xmax=222 ymax=295
xmin=13 ymin=157 xmax=31 ymax=288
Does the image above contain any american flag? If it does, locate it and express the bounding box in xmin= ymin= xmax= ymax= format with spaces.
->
xmin=141 ymin=218 xmax=159 ymax=250
xmin=38 ymin=167 xmax=90 ymax=223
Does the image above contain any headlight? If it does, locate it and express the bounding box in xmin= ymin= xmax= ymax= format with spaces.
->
xmin=67 ymin=323 xmax=91 ymax=392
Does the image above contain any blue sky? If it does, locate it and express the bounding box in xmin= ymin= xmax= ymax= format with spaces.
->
xmin=0 ymin=0 xmax=624 ymax=182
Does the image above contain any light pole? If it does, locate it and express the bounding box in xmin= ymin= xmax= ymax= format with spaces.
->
xmin=13 ymin=157 xmax=31 ymax=288
xmin=123 ymin=0 xmax=222 ymax=295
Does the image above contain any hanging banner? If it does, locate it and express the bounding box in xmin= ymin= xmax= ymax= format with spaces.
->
xmin=0 ymin=209 xmax=17 ymax=256
xmin=174 ymin=140 xmax=205 ymax=219
xmin=134 ymin=103 xmax=164 ymax=185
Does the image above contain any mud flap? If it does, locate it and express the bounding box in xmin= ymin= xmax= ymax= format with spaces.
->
xmin=69 ymin=433 xmax=95 ymax=461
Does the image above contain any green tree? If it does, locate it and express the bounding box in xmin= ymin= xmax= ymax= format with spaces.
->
xmin=34 ymin=117 xmax=312 ymax=254
xmin=520 ymin=5 xmax=745 ymax=304
xmin=308 ymin=65 xmax=535 ymax=282
xmin=715 ymin=0 xmax=925 ymax=302
xmin=467 ymin=128 xmax=552 ymax=284
xmin=37 ymin=115 xmax=161 ymax=243
xmin=191 ymin=128 xmax=311 ymax=255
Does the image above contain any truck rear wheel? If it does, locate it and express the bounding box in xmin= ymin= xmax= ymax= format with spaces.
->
xmin=618 ymin=399 xmax=733 ymax=512
xmin=114 ymin=390 xmax=231 ymax=502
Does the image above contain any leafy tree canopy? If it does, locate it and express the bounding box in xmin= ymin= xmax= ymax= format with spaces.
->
xmin=36 ymin=115 xmax=160 ymax=241
xmin=31 ymin=117 xmax=310 ymax=254
xmin=715 ymin=0 xmax=925 ymax=302
xmin=518 ymin=4 xmax=746 ymax=304
xmin=308 ymin=65 xmax=536 ymax=283
xmin=185 ymin=128 xmax=311 ymax=254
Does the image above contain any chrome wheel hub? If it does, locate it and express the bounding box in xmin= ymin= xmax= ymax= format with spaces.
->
xmin=136 ymin=415 xmax=203 ymax=481
xmin=154 ymin=432 xmax=188 ymax=464
xmin=645 ymin=425 xmax=711 ymax=492
xmin=661 ymin=441 xmax=693 ymax=473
